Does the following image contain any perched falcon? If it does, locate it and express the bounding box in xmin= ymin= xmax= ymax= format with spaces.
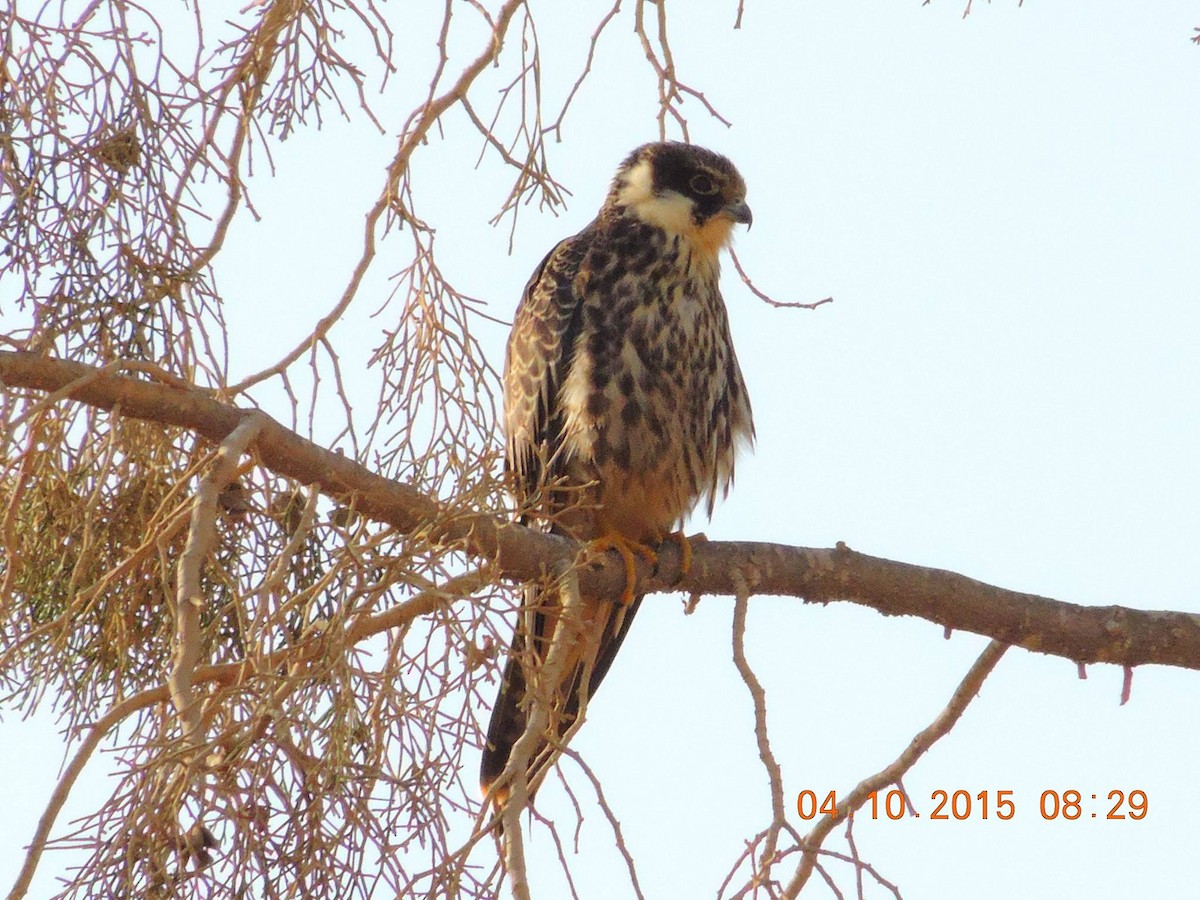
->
xmin=481 ymin=142 xmax=755 ymax=802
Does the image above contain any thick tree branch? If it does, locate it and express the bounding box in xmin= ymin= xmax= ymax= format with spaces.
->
xmin=3 ymin=350 xmax=1199 ymax=672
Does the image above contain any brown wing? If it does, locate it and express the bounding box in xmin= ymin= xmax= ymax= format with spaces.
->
xmin=501 ymin=232 xmax=589 ymax=505
xmin=481 ymin=225 xmax=644 ymax=799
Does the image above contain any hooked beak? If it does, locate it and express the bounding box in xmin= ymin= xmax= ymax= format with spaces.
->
xmin=723 ymin=197 xmax=753 ymax=227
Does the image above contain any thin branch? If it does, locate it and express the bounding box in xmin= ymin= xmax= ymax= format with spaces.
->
xmin=730 ymin=569 xmax=788 ymax=885
xmin=729 ymin=246 xmax=833 ymax=311
xmin=556 ymin=747 xmax=647 ymax=900
xmin=543 ymin=0 xmax=623 ymax=142
xmin=170 ymin=412 xmax=269 ymax=739
xmin=633 ymin=0 xmax=730 ymax=140
xmin=782 ymin=640 xmax=1008 ymax=897
xmin=8 ymin=688 xmax=159 ymax=899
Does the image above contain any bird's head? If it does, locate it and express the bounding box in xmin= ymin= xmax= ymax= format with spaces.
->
xmin=609 ymin=142 xmax=752 ymax=258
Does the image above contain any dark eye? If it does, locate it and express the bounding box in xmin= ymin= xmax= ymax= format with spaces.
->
xmin=689 ymin=174 xmax=718 ymax=196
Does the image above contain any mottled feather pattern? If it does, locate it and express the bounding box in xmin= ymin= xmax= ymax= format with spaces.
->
xmin=557 ymin=217 xmax=752 ymax=533
xmin=482 ymin=142 xmax=755 ymax=800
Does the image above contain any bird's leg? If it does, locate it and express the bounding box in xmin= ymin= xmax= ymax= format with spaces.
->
xmin=660 ymin=530 xmax=699 ymax=586
xmin=587 ymin=532 xmax=657 ymax=605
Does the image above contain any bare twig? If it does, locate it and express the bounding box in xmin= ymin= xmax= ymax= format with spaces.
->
xmin=782 ymin=641 xmax=1008 ymax=897
xmin=633 ymin=0 xmax=731 ymax=140
xmin=544 ymin=0 xmax=623 ymax=142
xmin=730 ymin=569 xmax=788 ymax=886
xmin=729 ymin=247 xmax=833 ymax=311
xmin=557 ymin=747 xmax=647 ymax=900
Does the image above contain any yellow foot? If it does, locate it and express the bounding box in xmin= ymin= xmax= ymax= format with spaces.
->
xmin=661 ymin=531 xmax=703 ymax=585
xmin=589 ymin=532 xmax=657 ymax=605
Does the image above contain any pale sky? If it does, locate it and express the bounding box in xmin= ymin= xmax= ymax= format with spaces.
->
xmin=4 ymin=2 xmax=1199 ymax=898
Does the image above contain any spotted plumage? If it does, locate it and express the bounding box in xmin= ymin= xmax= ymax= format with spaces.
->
xmin=481 ymin=142 xmax=755 ymax=801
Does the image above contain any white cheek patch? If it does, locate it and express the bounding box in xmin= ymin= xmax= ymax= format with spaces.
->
xmin=617 ymin=158 xmax=696 ymax=236
xmin=615 ymin=158 xmax=656 ymax=206
xmin=634 ymin=192 xmax=696 ymax=235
